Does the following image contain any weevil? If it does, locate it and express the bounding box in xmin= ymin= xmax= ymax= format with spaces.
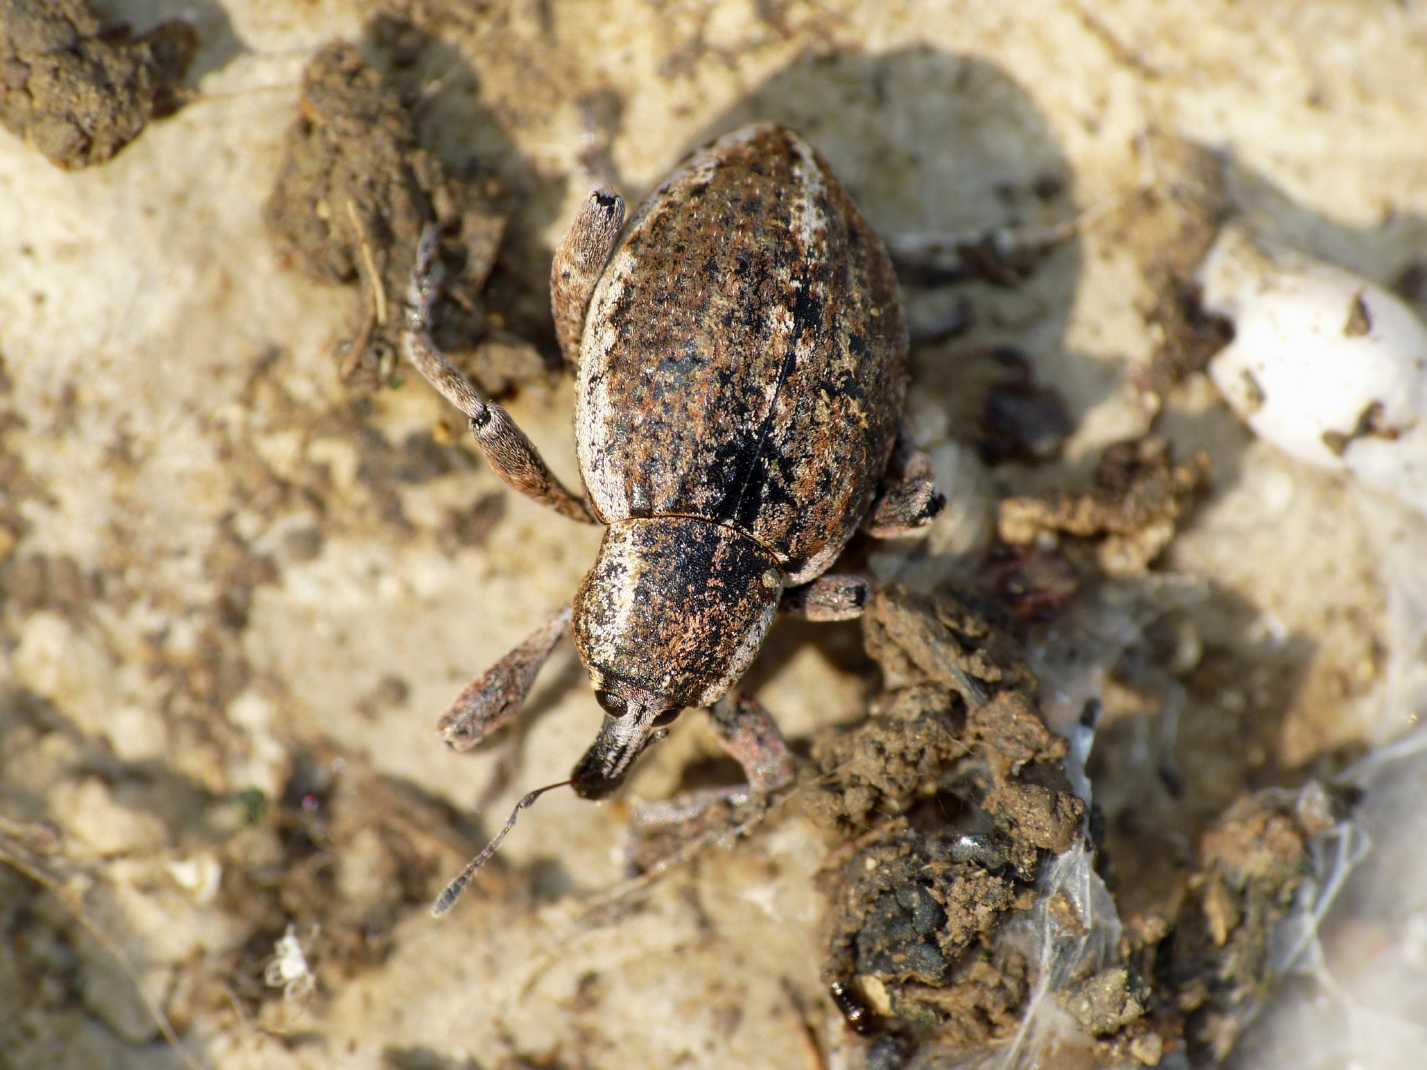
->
xmin=402 ymin=124 xmax=944 ymax=912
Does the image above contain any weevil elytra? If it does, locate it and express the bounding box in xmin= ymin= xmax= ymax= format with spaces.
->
xmin=402 ymin=123 xmax=944 ymax=911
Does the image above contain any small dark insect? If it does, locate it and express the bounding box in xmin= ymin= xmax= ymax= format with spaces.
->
xmin=402 ymin=124 xmax=944 ymax=913
xmin=828 ymin=979 xmax=878 ymax=1036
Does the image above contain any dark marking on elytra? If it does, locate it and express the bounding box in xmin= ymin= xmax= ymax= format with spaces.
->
xmin=791 ymin=282 xmax=824 ymax=338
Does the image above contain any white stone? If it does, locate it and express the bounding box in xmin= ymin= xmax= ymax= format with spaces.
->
xmin=1198 ymin=223 xmax=1427 ymax=516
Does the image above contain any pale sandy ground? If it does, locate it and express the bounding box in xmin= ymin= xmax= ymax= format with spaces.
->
xmin=2 ymin=2 xmax=1426 ymax=1068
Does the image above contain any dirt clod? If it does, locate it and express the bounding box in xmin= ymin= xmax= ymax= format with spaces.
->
xmin=814 ymin=587 xmax=1084 ymax=1050
xmin=998 ymin=436 xmax=1210 ymax=575
xmin=811 ymin=580 xmax=1341 ymax=1066
xmin=1061 ymin=965 xmax=1148 ymax=1036
xmin=1165 ymin=786 xmax=1339 ymax=1063
xmin=0 ymin=0 xmax=196 ymax=169
xmin=264 ymin=34 xmax=512 ymax=389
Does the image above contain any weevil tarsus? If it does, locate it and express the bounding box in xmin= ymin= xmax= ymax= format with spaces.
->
xmin=628 ymin=691 xmax=794 ymax=835
xmin=707 ymin=692 xmax=796 ymax=795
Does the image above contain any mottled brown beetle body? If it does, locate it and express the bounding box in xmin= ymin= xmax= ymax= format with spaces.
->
xmin=568 ymin=124 xmax=909 ymax=793
xmin=403 ymin=124 xmax=939 ymax=906
xmin=576 ymin=125 xmax=908 ymax=573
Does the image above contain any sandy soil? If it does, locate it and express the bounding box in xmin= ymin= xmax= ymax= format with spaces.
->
xmin=2 ymin=2 xmax=1426 ymax=1068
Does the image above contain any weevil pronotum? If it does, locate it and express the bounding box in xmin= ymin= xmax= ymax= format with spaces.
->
xmin=402 ymin=123 xmax=945 ymax=913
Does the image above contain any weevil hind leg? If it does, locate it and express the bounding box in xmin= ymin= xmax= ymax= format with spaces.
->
xmin=403 ymin=227 xmax=597 ymax=524
xmin=550 ymin=190 xmax=626 ymax=370
xmin=437 ymin=604 xmax=573 ymax=751
xmin=864 ymin=432 xmax=945 ymax=539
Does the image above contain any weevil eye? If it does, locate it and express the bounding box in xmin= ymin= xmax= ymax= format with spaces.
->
xmin=651 ymin=708 xmax=681 ymax=728
xmin=594 ymin=690 xmax=628 ymax=717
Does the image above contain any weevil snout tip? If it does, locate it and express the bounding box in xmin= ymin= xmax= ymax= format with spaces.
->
xmin=570 ymin=694 xmax=678 ymax=798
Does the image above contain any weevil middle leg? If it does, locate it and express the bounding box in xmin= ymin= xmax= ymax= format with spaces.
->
xmin=403 ymin=226 xmax=597 ymax=523
xmin=780 ymin=573 xmax=872 ymax=621
xmin=863 ymin=432 xmax=945 ymax=539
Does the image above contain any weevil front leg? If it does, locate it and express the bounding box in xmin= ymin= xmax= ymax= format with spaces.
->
xmin=403 ymin=227 xmax=596 ymax=524
xmin=550 ymin=190 xmax=626 ymax=369
xmin=707 ymin=692 xmax=797 ymax=794
xmin=629 ymin=692 xmax=795 ymax=840
xmin=864 ymin=433 xmax=946 ymax=539
xmin=437 ymin=604 xmax=573 ymax=751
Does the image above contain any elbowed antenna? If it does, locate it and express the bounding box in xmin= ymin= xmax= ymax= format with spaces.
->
xmin=431 ymin=779 xmax=574 ymax=917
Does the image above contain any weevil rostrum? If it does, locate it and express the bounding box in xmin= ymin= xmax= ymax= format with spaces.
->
xmin=401 ymin=123 xmax=945 ymax=912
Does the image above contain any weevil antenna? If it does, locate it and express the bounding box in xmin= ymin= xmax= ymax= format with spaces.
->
xmin=431 ymin=779 xmax=573 ymax=917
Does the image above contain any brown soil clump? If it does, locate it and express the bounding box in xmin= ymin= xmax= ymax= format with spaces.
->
xmin=812 ymin=586 xmax=1085 ymax=1049
xmin=264 ymin=33 xmax=524 ymax=391
xmin=0 ymin=0 xmax=196 ymax=169
xmin=1158 ymin=784 xmax=1342 ymax=1064
xmin=1107 ymin=133 xmax=1233 ymax=401
xmin=998 ymin=436 xmax=1210 ymax=576
xmin=808 ymin=579 xmax=1349 ymax=1067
